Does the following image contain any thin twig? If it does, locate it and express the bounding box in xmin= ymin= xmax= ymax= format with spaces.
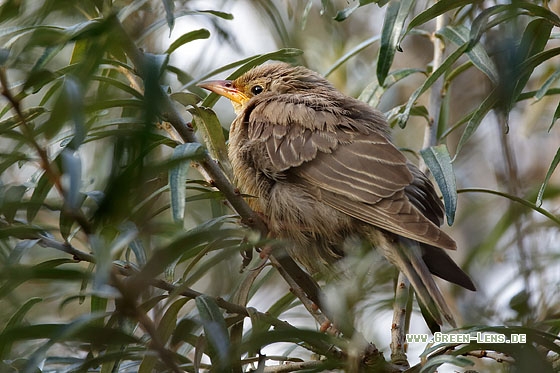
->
xmin=464 ymin=349 xmax=515 ymax=364
xmin=261 ymin=360 xmax=329 ymax=372
xmin=390 ymin=272 xmax=410 ymax=368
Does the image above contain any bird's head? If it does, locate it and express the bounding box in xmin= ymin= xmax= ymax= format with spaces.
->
xmin=198 ymin=62 xmax=333 ymax=114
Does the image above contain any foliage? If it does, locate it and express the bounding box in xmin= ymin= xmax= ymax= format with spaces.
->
xmin=0 ymin=0 xmax=559 ymax=372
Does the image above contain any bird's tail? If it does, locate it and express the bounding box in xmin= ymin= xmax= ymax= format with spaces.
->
xmin=375 ymin=235 xmax=457 ymax=329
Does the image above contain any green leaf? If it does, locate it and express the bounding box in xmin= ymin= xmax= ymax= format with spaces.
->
xmin=108 ymin=222 xmax=139 ymax=258
xmin=507 ymin=19 xmax=554 ymax=111
xmin=405 ymin=0 xmax=474 ymax=37
xmin=0 ymin=264 xmax=87 ymax=282
xmin=470 ymin=4 xmax=560 ymax=47
xmin=397 ymin=42 xmax=469 ymax=128
xmin=453 ymin=90 xmax=498 ymax=158
xmin=140 ymin=298 xmax=189 ymax=372
xmin=166 ymin=28 xmax=210 ymax=55
xmin=92 ymin=75 xmax=144 ymax=99
xmin=160 ymin=298 xmax=189 ymax=342
xmin=0 ymin=298 xmax=42 ymax=359
xmin=536 ymin=147 xmax=560 ymax=207
xmin=22 ymin=68 xmax=59 ymax=93
xmin=0 ymin=185 xmax=27 ymax=222
xmin=130 ymin=221 xmax=240 ymax=286
xmin=9 ymin=239 xmax=39 ymax=264
xmin=129 ymin=238 xmax=147 ymax=266
xmin=1 ymin=320 xmax=138 ymax=370
xmin=420 ymin=355 xmax=474 ymax=373
xmin=550 ymin=101 xmax=560 ymax=131
xmin=0 ymin=323 xmax=111 ymax=345
xmin=198 ymin=9 xmax=234 ymax=20
xmin=437 ymin=25 xmax=498 ymax=84
xmin=61 ymin=148 xmax=82 ymax=211
xmin=377 ymin=0 xmax=413 ymax=86
xmin=188 ymin=106 xmax=232 ymax=178
xmin=169 ymin=143 xmax=205 ymax=223
xmin=458 ymin=188 xmax=560 ymax=226
xmin=162 ymin=0 xmax=175 ymax=34
xmin=170 ymin=92 xmax=201 ymax=107
xmin=43 ymin=76 xmax=86 ymax=140
xmin=535 ymin=69 xmax=560 ymax=101
xmin=196 ymin=295 xmax=230 ymax=370
xmin=359 ymin=68 xmax=424 ymax=108
xmin=0 ymin=0 xmax=22 ymax=22
xmin=333 ymin=0 xmax=378 ymax=22
xmin=324 ymin=35 xmax=380 ymax=78
xmin=420 ymin=145 xmax=457 ymax=225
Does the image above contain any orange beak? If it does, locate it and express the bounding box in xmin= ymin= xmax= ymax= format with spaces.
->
xmin=197 ymin=80 xmax=249 ymax=105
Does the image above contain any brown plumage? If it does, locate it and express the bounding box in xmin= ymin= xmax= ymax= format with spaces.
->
xmin=199 ymin=62 xmax=475 ymax=327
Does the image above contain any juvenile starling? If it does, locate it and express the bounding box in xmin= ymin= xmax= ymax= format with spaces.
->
xmin=199 ymin=62 xmax=475 ymax=327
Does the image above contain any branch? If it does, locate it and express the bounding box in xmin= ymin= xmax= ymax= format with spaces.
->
xmin=464 ymin=349 xmax=515 ymax=364
xmin=390 ymin=273 xmax=411 ymax=368
xmin=34 ymin=232 xmax=341 ymax=359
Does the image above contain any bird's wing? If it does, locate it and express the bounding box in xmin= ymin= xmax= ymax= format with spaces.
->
xmin=302 ymin=144 xmax=456 ymax=251
xmin=247 ymin=95 xmax=456 ymax=251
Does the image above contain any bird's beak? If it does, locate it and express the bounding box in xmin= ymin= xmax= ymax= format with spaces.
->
xmin=197 ymin=80 xmax=249 ymax=105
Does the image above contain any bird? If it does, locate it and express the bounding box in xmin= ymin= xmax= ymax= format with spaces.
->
xmin=198 ymin=62 xmax=475 ymax=328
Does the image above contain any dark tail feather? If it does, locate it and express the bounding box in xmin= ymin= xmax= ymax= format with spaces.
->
xmin=421 ymin=245 xmax=476 ymax=291
xmin=378 ymin=236 xmax=456 ymax=327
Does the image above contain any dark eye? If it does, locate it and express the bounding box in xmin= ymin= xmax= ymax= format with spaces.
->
xmin=251 ymin=85 xmax=264 ymax=95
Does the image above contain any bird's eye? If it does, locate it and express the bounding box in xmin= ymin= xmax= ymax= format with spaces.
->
xmin=251 ymin=85 xmax=264 ymax=95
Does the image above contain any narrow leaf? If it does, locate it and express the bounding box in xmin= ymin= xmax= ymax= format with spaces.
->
xmin=169 ymin=143 xmax=204 ymax=223
xmin=405 ymin=0 xmax=474 ymax=37
xmin=359 ymin=68 xmax=424 ymax=108
xmin=420 ymin=145 xmax=457 ymax=225
xmin=0 ymin=298 xmax=42 ymax=359
xmin=166 ymin=29 xmax=210 ymax=55
xmin=535 ymin=69 xmax=560 ymax=101
xmin=324 ymin=35 xmax=380 ymax=78
xmin=536 ymin=147 xmax=560 ymax=207
xmin=61 ymin=148 xmax=82 ymax=211
xmin=398 ymin=42 xmax=469 ymax=128
xmin=333 ymin=0 xmax=377 ymax=22
xmin=196 ymin=295 xmax=230 ymax=370
xmin=454 ymin=90 xmax=498 ymax=158
xmin=437 ymin=25 xmax=498 ymax=84
xmin=170 ymin=92 xmax=201 ymax=107
xmin=458 ymin=188 xmax=560 ymax=226
xmin=510 ymin=19 xmax=554 ymax=108
xmin=188 ymin=106 xmax=231 ymax=178
xmin=198 ymin=10 xmax=234 ymax=20
xmin=377 ymin=0 xmax=413 ymax=86
xmin=162 ymin=0 xmax=175 ymax=34
xmin=140 ymin=298 xmax=189 ymax=372
xmin=550 ymin=101 xmax=560 ymax=131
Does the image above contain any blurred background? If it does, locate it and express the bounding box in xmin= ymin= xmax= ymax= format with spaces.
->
xmin=1 ymin=0 xmax=559 ymax=372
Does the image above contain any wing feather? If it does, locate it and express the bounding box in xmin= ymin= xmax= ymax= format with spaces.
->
xmin=246 ymin=94 xmax=455 ymax=250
